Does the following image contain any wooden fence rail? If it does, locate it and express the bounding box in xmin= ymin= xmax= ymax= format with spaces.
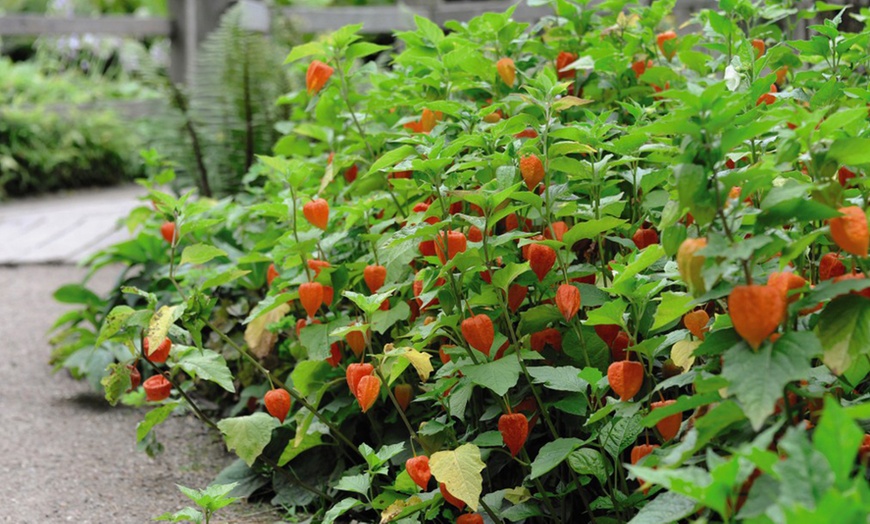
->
xmin=0 ymin=0 xmax=717 ymax=83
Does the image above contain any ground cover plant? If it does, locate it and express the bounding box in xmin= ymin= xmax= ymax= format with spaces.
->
xmin=51 ymin=0 xmax=870 ymax=522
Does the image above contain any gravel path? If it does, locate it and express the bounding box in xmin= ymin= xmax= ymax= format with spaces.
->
xmin=0 ymin=266 xmax=281 ymax=523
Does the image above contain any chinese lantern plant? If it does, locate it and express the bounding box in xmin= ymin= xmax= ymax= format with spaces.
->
xmin=46 ymin=2 xmax=870 ymax=523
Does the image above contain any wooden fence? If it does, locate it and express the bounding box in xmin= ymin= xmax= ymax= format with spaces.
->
xmin=1 ymin=0 xmax=719 ymax=84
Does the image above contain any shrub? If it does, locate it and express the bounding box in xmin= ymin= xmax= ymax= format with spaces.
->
xmin=52 ymin=1 xmax=870 ymax=523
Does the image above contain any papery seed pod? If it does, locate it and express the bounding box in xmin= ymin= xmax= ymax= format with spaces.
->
xmin=144 ymin=338 xmax=172 ymax=364
xmin=507 ymin=284 xmax=528 ymax=313
xmin=819 ymin=252 xmax=846 ymax=281
xmin=751 ymin=39 xmax=765 ymax=59
xmin=264 ymin=389 xmax=292 ymax=423
xmin=461 ymin=314 xmax=495 ymax=356
xmin=468 ymin=225 xmax=484 ymax=243
xmin=496 ymin=57 xmax=516 ymax=86
xmin=632 ymin=228 xmax=659 ymax=249
xmin=767 ymin=271 xmax=806 ymax=305
xmin=528 ymin=243 xmax=556 ymax=282
xmin=610 ymin=331 xmax=631 ymax=361
xmin=355 ymin=375 xmax=381 ymax=412
xmin=160 ymin=222 xmax=176 ymax=244
xmin=345 ymin=363 xmax=374 ymax=397
xmin=346 ymin=326 xmax=370 ymax=358
xmin=830 ymin=206 xmax=869 ymax=257
xmin=298 ymin=282 xmax=324 ymax=318
xmin=656 ymin=30 xmax=677 ymax=60
xmin=420 ymin=108 xmax=438 ymax=133
xmin=127 ymin=365 xmax=141 ymax=391
xmin=406 ymin=455 xmax=431 ymax=490
xmin=519 ymin=155 xmax=545 ymax=190
xmin=756 ymin=84 xmax=777 ymax=106
xmin=498 ymin=413 xmax=529 ymax=456
xmin=544 ymin=221 xmax=569 ymax=242
xmin=266 ymin=263 xmax=279 ymax=286
xmin=650 ymin=399 xmax=681 ymax=441
xmin=594 ymin=324 xmax=621 ymax=347
xmin=556 ymin=51 xmax=578 ymax=79
xmin=322 ymin=285 xmax=334 ymax=306
xmin=143 ymin=375 xmax=172 ymax=402
xmin=326 ymin=342 xmax=342 ymax=367
xmin=530 ymin=328 xmax=562 ymax=352
xmin=394 ymin=383 xmax=413 ymax=412
xmin=364 ymin=264 xmax=387 ymax=293
xmin=677 ymin=238 xmax=707 ymax=296
xmin=434 ymin=231 xmax=468 ymax=264
xmin=306 ymin=60 xmax=334 ymax=94
xmin=556 ymin=284 xmax=581 ymax=321
xmin=307 ymin=259 xmax=330 ymax=277
xmin=838 ymin=166 xmax=857 ymax=187
xmin=302 ymin=198 xmax=329 ymax=230
xmin=683 ymin=310 xmax=710 ymax=340
xmin=728 ymin=285 xmax=785 ymax=350
xmin=630 ymin=443 xmax=659 ymax=489
xmin=607 ymin=360 xmax=644 ymax=401
xmin=631 ymin=58 xmax=653 ymax=78
xmin=456 ymin=514 xmax=484 ymax=524
xmin=343 ymin=164 xmax=358 ymax=183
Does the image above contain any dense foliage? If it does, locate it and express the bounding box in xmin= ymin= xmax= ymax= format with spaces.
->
xmin=52 ymin=0 xmax=870 ymax=522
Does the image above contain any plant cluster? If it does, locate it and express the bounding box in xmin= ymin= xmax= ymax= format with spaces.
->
xmin=52 ymin=0 xmax=870 ymax=522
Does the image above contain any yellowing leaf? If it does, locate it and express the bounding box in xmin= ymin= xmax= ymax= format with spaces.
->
xmin=429 ymin=443 xmax=485 ymax=511
xmin=552 ymin=96 xmax=594 ymax=112
xmin=379 ymin=496 xmax=422 ymax=524
xmin=402 ymin=349 xmax=434 ymax=382
xmin=244 ymin=303 xmax=290 ymax=358
xmin=146 ymin=305 xmax=182 ymax=356
xmin=504 ymin=486 xmax=532 ymax=504
xmin=671 ymin=339 xmax=700 ymax=372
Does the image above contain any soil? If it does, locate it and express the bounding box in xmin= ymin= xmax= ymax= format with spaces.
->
xmin=0 ymin=265 xmax=284 ymax=524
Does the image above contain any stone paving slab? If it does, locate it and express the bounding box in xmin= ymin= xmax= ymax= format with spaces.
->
xmin=0 ymin=185 xmax=146 ymax=265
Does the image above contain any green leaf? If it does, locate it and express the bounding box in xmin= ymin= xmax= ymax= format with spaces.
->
xmin=462 ymin=357 xmax=521 ymax=396
xmin=346 ymin=42 xmax=391 ymax=60
xmin=627 ymin=491 xmax=698 ymax=524
xmin=651 ymin=292 xmax=694 ymax=331
xmin=492 ymin=262 xmax=531 ymax=291
xmin=813 ymin=396 xmax=863 ymax=488
xmin=290 ymin=360 xmax=331 ymax=397
xmin=366 ymin=145 xmax=416 ymax=177
xmin=217 ymin=413 xmax=279 ymax=466
xmin=527 ymin=366 xmax=589 ymax=393
xmin=817 ymin=294 xmax=870 ymax=374
xmin=202 ymin=269 xmax=251 ymax=289
xmin=371 ymin=302 xmax=410 ymax=334
xmin=611 ymin=245 xmax=666 ymax=290
xmin=343 ymin=290 xmax=394 ymax=315
xmin=828 ymin=138 xmax=870 ymax=165
xmin=722 ymin=331 xmax=819 ymax=430
xmin=568 ymin=448 xmax=608 ymax=485
xmin=177 ymin=349 xmax=236 ymax=392
xmin=54 ymin=284 xmax=102 ymax=306
xmin=96 ymin=305 xmax=136 ymax=345
xmin=299 ymin=322 xmax=331 ymax=361
xmin=599 ymin=415 xmax=643 ymax=458
xmin=518 ymin=305 xmax=563 ymax=335
xmin=335 ymin=473 xmax=371 ymax=496
xmin=563 ymin=217 xmax=627 ymax=248
xmin=322 ymin=498 xmax=363 ymax=524
xmin=180 ymin=244 xmax=227 ymax=266
xmin=278 ymin=431 xmax=323 ymax=466
xmin=243 ymin=292 xmax=295 ymax=325
xmin=101 ymin=363 xmax=131 ymax=406
xmin=285 ymin=41 xmax=324 ymax=63
xmin=530 ymin=438 xmax=584 ymax=479
xmin=136 ymin=402 xmax=180 ymax=442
